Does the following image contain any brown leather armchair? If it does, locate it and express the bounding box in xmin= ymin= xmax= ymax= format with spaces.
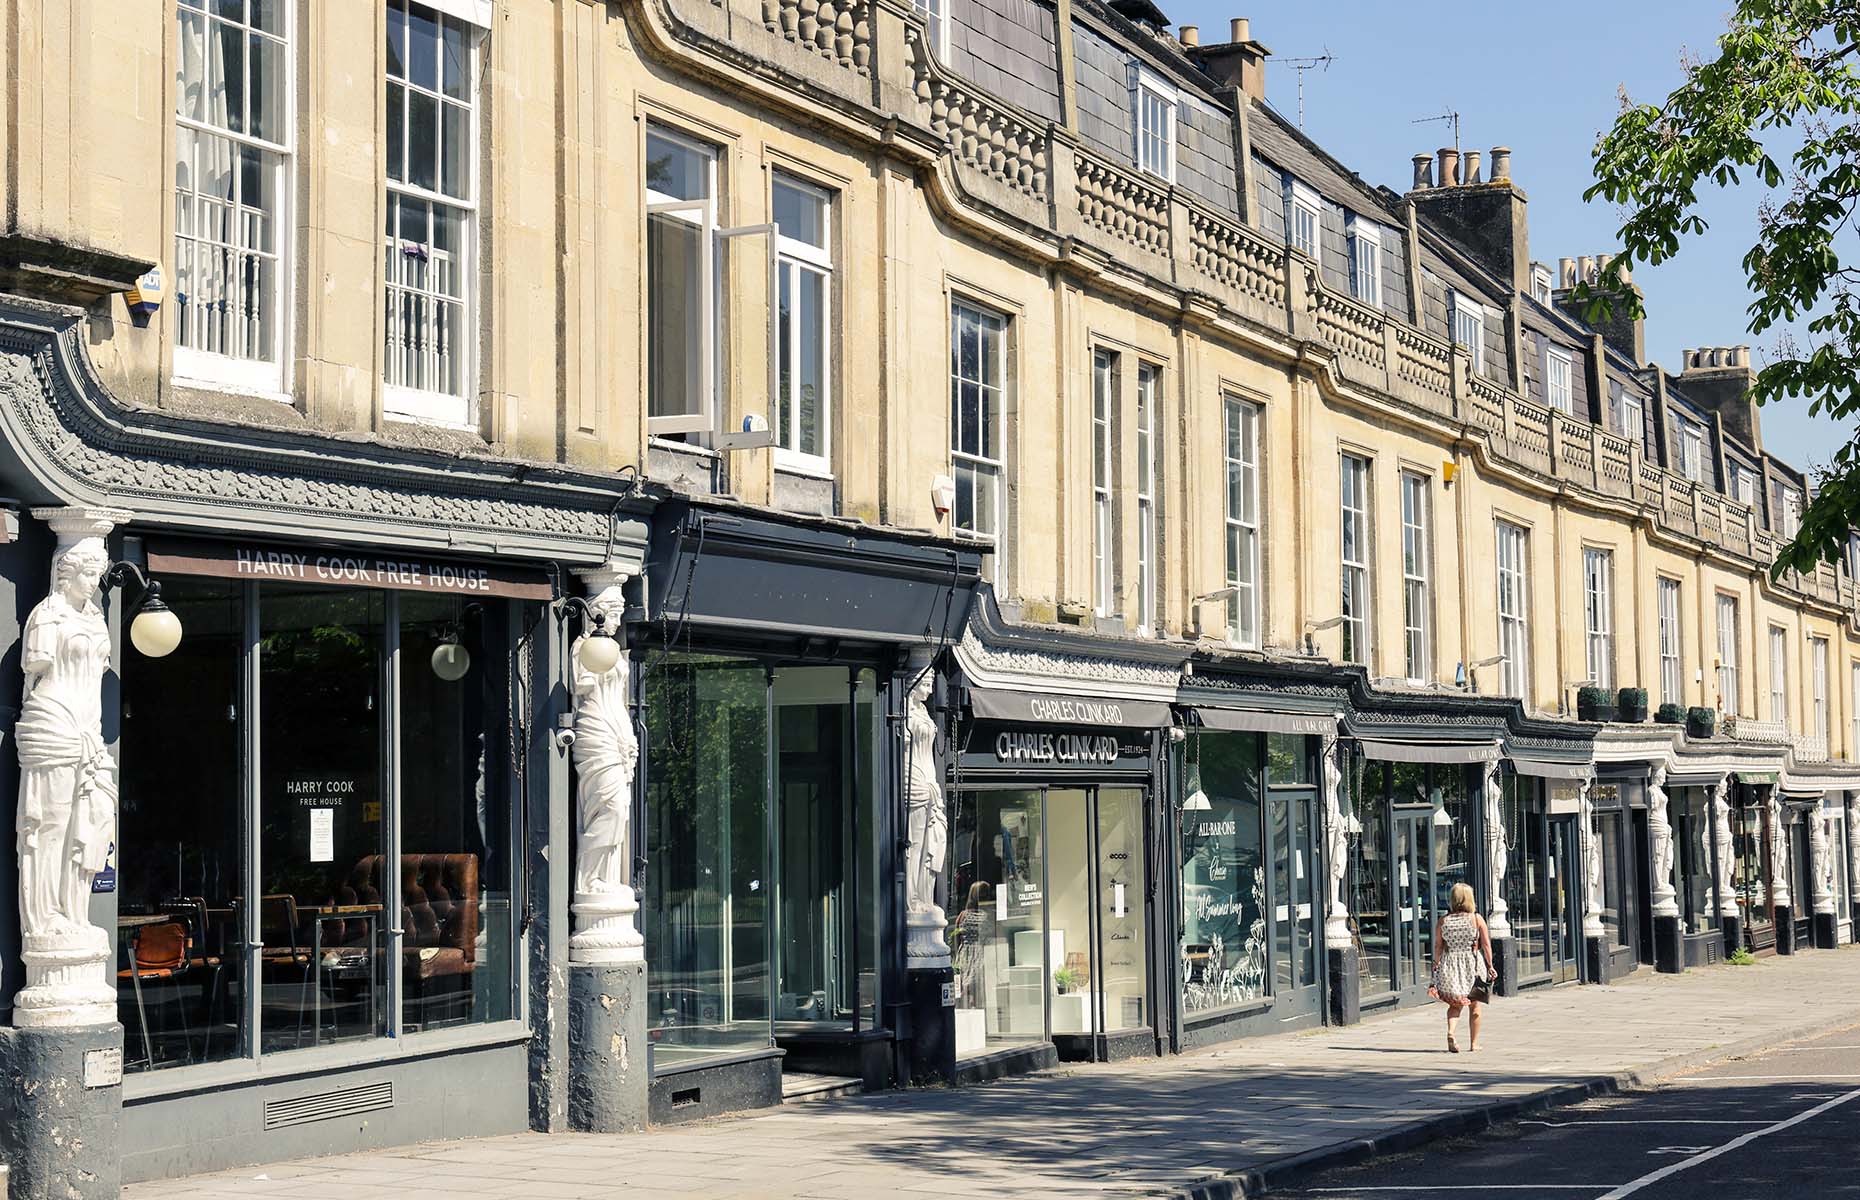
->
xmin=326 ymin=853 xmax=480 ymax=983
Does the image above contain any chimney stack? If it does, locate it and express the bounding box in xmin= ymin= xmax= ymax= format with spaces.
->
xmin=1552 ymin=250 xmax=1644 ymax=365
xmin=1678 ymin=345 xmax=1761 ymax=450
xmin=1190 ymin=16 xmax=1271 ymax=101
xmin=1409 ymin=135 xmax=1533 ymax=296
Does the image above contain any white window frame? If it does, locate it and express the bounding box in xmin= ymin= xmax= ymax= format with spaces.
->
xmin=1658 ymin=577 xmax=1683 ymax=707
xmin=1676 ymin=415 xmax=1706 ymax=482
xmin=1769 ymin=625 xmax=1789 ymax=724
xmin=1347 ymin=216 xmax=1381 ymax=308
xmin=950 ymin=299 xmax=1006 ymax=544
xmin=912 ymin=0 xmax=947 ymax=57
xmin=1092 ymin=349 xmax=1117 ymax=618
xmin=1850 ymin=661 xmax=1860 ymax=758
xmin=1131 ymin=65 xmax=1177 ymax=183
xmin=771 ymin=172 xmax=834 ymax=473
xmin=1544 ymin=346 xmax=1574 ymax=415
xmin=1400 ymin=471 xmax=1430 ymax=684
xmin=1715 ymin=593 xmax=1740 ymax=715
xmin=1615 ymin=387 xmax=1644 ymax=445
xmin=1451 ymin=292 xmax=1486 ymax=376
xmin=1496 ymin=521 xmax=1530 ymax=699
xmin=383 ymin=0 xmax=483 ymax=427
xmin=1287 ymin=180 xmax=1321 ymax=258
xmin=173 ymin=0 xmax=295 ymax=397
xmin=1224 ymin=398 xmax=1260 ymax=648
xmin=1530 ymin=263 xmax=1553 ymax=304
xmin=1812 ymin=636 xmax=1830 ymax=743
xmin=1339 ymin=453 xmax=1372 ymax=666
xmin=645 ymin=127 xmax=719 ymax=436
xmin=1583 ymin=548 xmax=1614 ymax=692
xmin=1779 ymin=486 xmax=1803 ymax=538
xmin=1135 ymin=362 xmax=1158 ymax=636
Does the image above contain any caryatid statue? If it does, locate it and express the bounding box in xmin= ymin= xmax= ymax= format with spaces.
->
xmin=568 ymin=565 xmax=642 ymax=965
xmin=1580 ymin=778 xmax=1605 ymax=939
xmin=1810 ymin=805 xmax=1835 ymax=917
xmin=1648 ymin=765 xmax=1678 ymax=919
xmin=1321 ymin=734 xmax=1351 ymax=950
xmin=1849 ymin=795 xmax=1860 ymax=918
xmin=15 ymin=508 xmax=130 ymax=1027
xmin=902 ymin=650 xmax=949 ymax=967
xmin=1482 ymin=759 xmax=1511 ymax=939
xmin=1711 ymin=776 xmax=1739 ymax=919
xmin=1767 ymin=791 xmax=1793 ymax=911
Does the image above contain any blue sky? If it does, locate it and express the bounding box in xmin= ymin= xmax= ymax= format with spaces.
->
xmin=1165 ymin=1 xmax=1857 ymax=474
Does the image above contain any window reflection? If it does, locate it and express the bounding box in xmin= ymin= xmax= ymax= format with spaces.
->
xmin=1179 ymin=731 xmax=1265 ymax=1016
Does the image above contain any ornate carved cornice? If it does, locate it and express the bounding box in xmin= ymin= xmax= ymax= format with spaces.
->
xmin=0 ymin=299 xmax=653 ymax=565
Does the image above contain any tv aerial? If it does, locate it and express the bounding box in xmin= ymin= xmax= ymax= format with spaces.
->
xmin=1277 ymin=50 xmax=1334 ymax=130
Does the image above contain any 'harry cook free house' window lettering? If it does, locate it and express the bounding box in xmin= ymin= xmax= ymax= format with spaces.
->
xmin=229 ymin=548 xmax=502 ymax=592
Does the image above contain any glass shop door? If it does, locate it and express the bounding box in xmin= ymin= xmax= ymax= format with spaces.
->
xmin=1391 ymin=809 xmax=1437 ymax=996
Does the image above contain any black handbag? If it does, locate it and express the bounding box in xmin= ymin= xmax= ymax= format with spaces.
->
xmin=1468 ymin=965 xmax=1495 ymax=1003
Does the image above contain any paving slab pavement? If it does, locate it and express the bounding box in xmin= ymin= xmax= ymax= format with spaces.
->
xmin=125 ymin=945 xmax=1860 ymax=1200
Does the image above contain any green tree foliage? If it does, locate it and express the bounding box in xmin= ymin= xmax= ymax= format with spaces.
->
xmin=1581 ymin=0 xmax=1860 ymax=577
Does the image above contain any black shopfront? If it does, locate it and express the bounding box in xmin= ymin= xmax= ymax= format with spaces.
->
xmin=947 ymin=692 xmax=1164 ymax=1065
xmin=634 ymin=499 xmax=979 ymax=1120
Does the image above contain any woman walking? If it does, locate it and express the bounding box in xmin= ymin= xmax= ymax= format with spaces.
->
xmin=1432 ymin=882 xmax=1495 ymax=1052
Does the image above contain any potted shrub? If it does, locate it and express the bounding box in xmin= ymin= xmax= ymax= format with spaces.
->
xmin=1686 ymin=706 xmax=1717 ymax=739
xmin=1656 ymin=702 xmax=1685 ymax=725
xmin=1616 ymin=687 xmax=1649 ymax=723
xmin=1052 ymin=966 xmax=1084 ymax=995
xmin=1576 ymin=685 xmax=1613 ymax=722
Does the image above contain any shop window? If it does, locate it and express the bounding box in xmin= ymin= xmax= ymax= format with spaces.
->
xmin=772 ymin=173 xmax=833 ymax=468
xmin=1344 ymin=751 xmax=1392 ymax=996
xmin=642 ymin=657 xmax=881 ymax=1071
xmin=1673 ymin=790 xmax=1714 ymax=935
xmin=950 ymin=789 xmax=1046 ymax=1051
xmin=174 ymin=0 xmax=291 ymax=394
xmin=1178 ymin=730 xmax=1267 ymax=1017
xmin=1598 ymin=808 xmax=1626 ymax=949
xmin=384 ymin=0 xmax=480 ymax=422
xmin=1503 ymin=771 xmax=1545 ymax=977
xmin=1733 ymin=800 xmax=1768 ymax=931
xmin=117 ymin=579 xmax=522 ymax=1074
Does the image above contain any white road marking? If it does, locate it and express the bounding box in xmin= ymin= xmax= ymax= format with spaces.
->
xmin=1643 ymin=1146 xmax=1712 ymax=1156
xmin=1518 ymin=1119 xmax=1763 ymax=1127
xmin=1592 ymin=1086 xmax=1860 ymax=1200
xmin=1302 ymin=1189 xmax=1607 ymax=1193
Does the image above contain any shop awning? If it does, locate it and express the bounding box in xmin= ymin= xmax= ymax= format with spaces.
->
xmin=1355 ymin=738 xmax=1500 ymax=765
xmin=1192 ymin=707 xmax=1337 ymax=736
xmin=968 ymin=686 xmax=1172 ymax=729
xmin=1510 ymin=755 xmax=1594 ymax=781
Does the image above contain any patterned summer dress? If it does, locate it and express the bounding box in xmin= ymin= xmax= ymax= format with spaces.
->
xmin=1433 ymin=912 xmax=1485 ymax=1002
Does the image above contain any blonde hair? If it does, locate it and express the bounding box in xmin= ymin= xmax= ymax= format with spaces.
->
xmin=1449 ymin=883 xmax=1477 ymax=914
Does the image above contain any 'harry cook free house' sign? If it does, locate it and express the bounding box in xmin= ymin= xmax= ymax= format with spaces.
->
xmin=147 ymin=539 xmax=555 ymax=600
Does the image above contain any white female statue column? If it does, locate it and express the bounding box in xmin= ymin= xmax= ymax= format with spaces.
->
xmin=1767 ymin=792 xmax=1793 ymax=913
xmin=1711 ymin=777 xmax=1739 ymax=921
xmin=1647 ymin=765 xmax=1678 ymax=920
xmin=1482 ymin=759 xmax=1511 ymax=939
xmin=1321 ymin=734 xmax=1351 ymax=950
xmin=1810 ymin=805 xmax=1835 ymax=917
xmin=14 ymin=507 xmax=129 ymax=1027
xmin=1849 ymin=795 xmax=1860 ymax=922
xmin=1580 ymin=779 xmax=1605 ymax=940
xmin=902 ymin=650 xmax=949 ymax=967
xmin=568 ymin=565 xmax=642 ymax=964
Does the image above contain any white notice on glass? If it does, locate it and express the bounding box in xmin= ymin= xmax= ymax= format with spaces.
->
xmin=996 ymin=885 xmax=1008 ymax=922
xmin=309 ymin=808 xmax=334 ymax=863
xmin=1113 ymin=882 xmax=1126 ymax=919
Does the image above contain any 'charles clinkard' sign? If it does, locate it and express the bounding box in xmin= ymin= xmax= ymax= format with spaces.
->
xmin=994 ymin=729 xmax=1122 ymax=764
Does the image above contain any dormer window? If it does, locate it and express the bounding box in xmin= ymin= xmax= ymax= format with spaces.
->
xmin=1347 ymin=215 xmax=1381 ymax=308
xmin=1450 ymin=291 xmax=1486 ymax=376
xmin=1131 ymin=66 xmax=1176 ymax=182
xmin=1730 ymin=464 xmax=1758 ymax=506
xmin=1530 ymin=263 xmax=1553 ymax=304
xmin=1544 ymin=345 xmax=1573 ymax=414
xmin=1287 ymin=180 xmax=1321 ymax=257
xmin=1675 ymin=415 xmax=1705 ymax=482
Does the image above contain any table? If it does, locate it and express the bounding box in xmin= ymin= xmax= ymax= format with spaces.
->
xmin=306 ymin=904 xmax=383 ymax=1045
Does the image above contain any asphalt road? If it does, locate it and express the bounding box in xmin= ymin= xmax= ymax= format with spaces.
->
xmin=1274 ymin=1024 xmax=1860 ymax=1199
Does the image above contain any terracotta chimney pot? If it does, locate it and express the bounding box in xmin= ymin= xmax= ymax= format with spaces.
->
xmin=1463 ymin=150 xmax=1482 ymax=184
xmin=1438 ymin=147 xmax=1460 ymax=187
xmin=1489 ymin=146 xmax=1511 ymax=183
xmin=1411 ymin=153 xmax=1433 ymax=190
xmin=1179 ymin=24 xmax=1199 ymax=46
xmin=1232 ymin=17 xmax=1249 ymax=41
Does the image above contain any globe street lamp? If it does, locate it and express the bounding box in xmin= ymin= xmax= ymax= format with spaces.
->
xmin=102 ymin=562 xmax=182 ymax=658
